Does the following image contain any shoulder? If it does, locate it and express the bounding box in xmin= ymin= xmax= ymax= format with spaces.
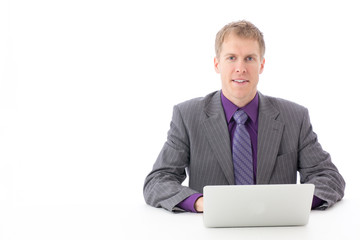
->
xmin=260 ymin=93 xmax=307 ymax=114
xmin=259 ymin=93 xmax=309 ymax=123
xmin=170 ymin=91 xmax=222 ymax=127
xmin=175 ymin=91 xmax=220 ymax=114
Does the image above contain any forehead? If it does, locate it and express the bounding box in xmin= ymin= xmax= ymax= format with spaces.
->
xmin=221 ymin=33 xmax=261 ymax=56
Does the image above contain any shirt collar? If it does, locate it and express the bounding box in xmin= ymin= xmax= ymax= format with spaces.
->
xmin=221 ymin=91 xmax=259 ymax=124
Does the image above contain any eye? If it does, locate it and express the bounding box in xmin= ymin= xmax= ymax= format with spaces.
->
xmin=246 ymin=56 xmax=254 ymax=61
xmin=228 ymin=56 xmax=236 ymax=61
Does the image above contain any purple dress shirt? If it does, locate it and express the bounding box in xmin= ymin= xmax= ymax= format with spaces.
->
xmin=222 ymin=91 xmax=259 ymax=182
xmin=177 ymin=92 xmax=323 ymax=212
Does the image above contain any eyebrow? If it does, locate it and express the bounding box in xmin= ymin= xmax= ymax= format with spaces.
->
xmin=223 ymin=53 xmax=259 ymax=58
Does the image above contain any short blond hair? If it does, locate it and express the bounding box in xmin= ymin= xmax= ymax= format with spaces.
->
xmin=215 ymin=20 xmax=265 ymax=59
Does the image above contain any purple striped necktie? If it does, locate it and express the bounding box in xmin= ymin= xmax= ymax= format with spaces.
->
xmin=232 ymin=109 xmax=254 ymax=185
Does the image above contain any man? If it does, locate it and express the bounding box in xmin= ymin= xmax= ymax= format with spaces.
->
xmin=143 ymin=20 xmax=345 ymax=213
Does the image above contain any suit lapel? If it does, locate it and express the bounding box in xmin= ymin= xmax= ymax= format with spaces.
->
xmin=201 ymin=91 xmax=284 ymax=185
xmin=202 ymin=91 xmax=234 ymax=185
xmin=256 ymin=93 xmax=284 ymax=184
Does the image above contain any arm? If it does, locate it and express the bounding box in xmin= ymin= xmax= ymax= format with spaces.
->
xmin=298 ymin=108 xmax=345 ymax=209
xmin=177 ymin=193 xmax=203 ymax=212
xmin=143 ymin=105 xmax=199 ymax=212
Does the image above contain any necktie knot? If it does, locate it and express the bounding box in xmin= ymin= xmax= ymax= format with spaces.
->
xmin=233 ymin=109 xmax=248 ymax=125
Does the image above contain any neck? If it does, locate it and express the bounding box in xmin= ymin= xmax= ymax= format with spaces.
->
xmin=222 ymin=91 xmax=257 ymax=108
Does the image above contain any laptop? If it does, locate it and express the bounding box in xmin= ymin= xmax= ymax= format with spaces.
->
xmin=203 ymin=184 xmax=315 ymax=228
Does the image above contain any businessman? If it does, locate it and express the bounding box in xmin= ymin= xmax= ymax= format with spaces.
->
xmin=143 ymin=20 xmax=345 ymax=213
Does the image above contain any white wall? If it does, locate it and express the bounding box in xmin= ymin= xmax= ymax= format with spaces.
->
xmin=1 ymin=0 xmax=359 ymax=229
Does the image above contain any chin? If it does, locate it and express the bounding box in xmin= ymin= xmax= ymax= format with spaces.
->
xmin=234 ymin=90 xmax=256 ymax=101
xmin=233 ymin=90 xmax=252 ymax=99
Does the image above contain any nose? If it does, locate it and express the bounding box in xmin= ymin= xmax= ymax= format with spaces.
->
xmin=236 ymin=61 xmax=246 ymax=73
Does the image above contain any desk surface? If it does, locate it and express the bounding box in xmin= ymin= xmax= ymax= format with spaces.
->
xmin=2 ymin=197 xmax=359 ymax=240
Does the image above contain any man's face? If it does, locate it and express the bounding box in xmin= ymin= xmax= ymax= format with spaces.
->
xmin=214 ymin=33 xmax=265 ymax=107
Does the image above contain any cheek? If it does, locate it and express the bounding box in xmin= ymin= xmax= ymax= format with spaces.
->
xmin=218 ymin=67 xmax=226 ymax=78
xmin=222 ymin=64 xmax=235 ymax=75
xmin=249 ymin=65 xmax=262 ymax=75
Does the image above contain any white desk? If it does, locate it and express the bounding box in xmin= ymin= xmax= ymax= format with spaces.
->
xmin=137 ymin=198 xmax=359 ymax=240
xmin=2 ymin=197 xmax=359 ymax=240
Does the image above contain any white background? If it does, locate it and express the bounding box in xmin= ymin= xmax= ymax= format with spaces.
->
xmin=1 ymin=0 xmax=359 ymax=239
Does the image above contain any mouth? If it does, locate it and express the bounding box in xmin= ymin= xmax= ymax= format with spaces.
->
xmin=232 ymin=79 xmax=249 ymax=84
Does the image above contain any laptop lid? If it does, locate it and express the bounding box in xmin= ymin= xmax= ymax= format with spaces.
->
xmin=203 ymin=184 xmax=315 ymax=228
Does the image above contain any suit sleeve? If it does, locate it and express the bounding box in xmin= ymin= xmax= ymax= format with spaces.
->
xmin=298 ymin=108 xmax=345 ymax=209
xmin=143 ymin=105 xmax=198 ymax=212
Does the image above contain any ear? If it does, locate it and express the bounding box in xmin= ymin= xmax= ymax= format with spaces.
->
xmin=259 ymin=58 xmax=265 ymax=74
xmin=214 ymin=57 xmax=220 ymax=73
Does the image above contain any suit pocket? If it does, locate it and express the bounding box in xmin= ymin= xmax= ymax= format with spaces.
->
xmin=276 ymin=150 xmax=298 ymax=162
xmin=270 ymin=151 xmax=298 ymax=184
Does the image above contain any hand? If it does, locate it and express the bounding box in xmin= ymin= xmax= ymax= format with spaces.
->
xmin=195 ymin=196 xmax=203 ymax=213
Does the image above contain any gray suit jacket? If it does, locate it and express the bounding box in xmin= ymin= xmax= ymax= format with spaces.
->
xmin=143 ymin=91 xmax=345 ymax=212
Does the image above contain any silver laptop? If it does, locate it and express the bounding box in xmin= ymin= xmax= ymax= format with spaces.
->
xmin=203 ymin=184 xmax=315 ymax=228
